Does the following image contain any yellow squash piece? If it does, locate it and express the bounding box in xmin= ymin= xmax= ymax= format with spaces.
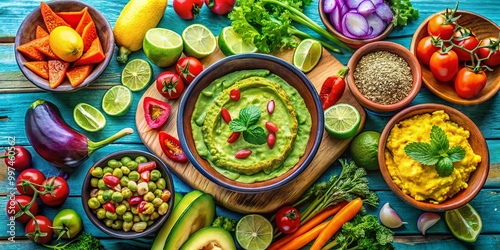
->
xmin=113 ymin=0 xmax=168 ymax=63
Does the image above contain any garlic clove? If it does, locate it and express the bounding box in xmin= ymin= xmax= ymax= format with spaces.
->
xmin=417 ymin=212 xmax=441 ymax=235
xmin=379 ymin=202 xmax=408 ymax=229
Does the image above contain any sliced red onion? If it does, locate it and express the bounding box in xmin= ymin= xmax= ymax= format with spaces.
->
xmin=339 ymin=2 xmax=349 ymax=16
xmin=369 ymin=0 xmax=384 ymax=5
xmin=365 ymin=13 xmax=386 ymax=37
xmin=330 ymin=6 xmax=343 ymax=33
xmin=375 ymin=2 xmax=393 ymax=23
xmin=357 ymin=0 xmax=376 ymax=15
xmin=343 ymin=11 xmax=370 ymax=37
xmin=324 ymin=0 xmax=338 ymax=13
xmin=346 ymin=0 xmax=364 ymax=8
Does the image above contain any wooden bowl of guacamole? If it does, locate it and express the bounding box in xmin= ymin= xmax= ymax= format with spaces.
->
xmin=177 ymin=54 xmax=324 ymax=193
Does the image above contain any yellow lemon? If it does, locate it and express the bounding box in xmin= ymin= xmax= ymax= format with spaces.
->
xmin=49 ymin=26 xmax=83 ymax=62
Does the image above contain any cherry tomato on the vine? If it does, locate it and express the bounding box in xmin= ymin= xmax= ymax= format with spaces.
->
xmin=156 ymin=71 xmax=185 ymax=99
xmin=173 ymin=0 xmax=203 ymax=20
xmin=430 ymin=50 xmax=459 ymax=82
xmin=16 ymin=168 xmax=46 ymax=196
xmin=25 ymin=215 xmax=53 ymax=244
xmin=6 ymin=195 xmax=39 ymax=223
xmin=276 ymin=206 xmax=301 ymax=234
xmin=175 ymin=56 xmax=203 ymax=85
xmin=416 ymin=36 xmax=440 ymax=65
xmin=454 ymin=67 xmax=487 ymax=99
xmin=3 ymin=146 xmax=32 ymax=171
xmin=427 ymin=13 xmax=456 ymax=40
xmin=205 ymin=0 xmax=236 ymax=15
xmin=39 ymin=176 xmax=70 ymax=207
xmin=452 ymin=28 xmax=479 ymax=61
xmin=477 ymin=37 xmax=500 ymax=67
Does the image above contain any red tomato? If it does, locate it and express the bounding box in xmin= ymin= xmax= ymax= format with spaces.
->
xmin=158 ymin=131 xmax=188 ymax=163
xmin=156 ymin=71 xmax=185 ymax=99
xmin=143 ymin=97 xmax=171 ymax=129
xmin=173 ymin=0 xmax=203 ymax=20
xmin=319 ymin=68 xmax=347 ymax=109
xmin=275 ymin=206 xmax=301 ymax=234
xmin=416 ymin=36 xmax=440 ymax=65
xmin=175 ymin=57 xmax=204 ymax=84
xmin=452 ymin=28 xmax=479 ymax=61
xmin=6 ymin=195 xmax=39 ymax=223
xmin=39 ymin=176 xmax=69 ymax=206
xmin=427 ymin=13 xmax=456 ymax=40
xmin=477 ymin=37 xmax=500 ymax=67
xmin=16 ymin=168 xmax=46 ymax=196
xmin=429 ymin=50 xmax=459 ymax=82
xmin=454 ymin=68 xmax=487 ymax=99
xmin=205 ymin=0 xmax=236 ymax=15
xmin=229 ymin=89 xmax=240 ymax=101
xmin=25 ymin=215 xmax=53 ymax=244
xmin=3 ymin=146 xmax=32 ymax=171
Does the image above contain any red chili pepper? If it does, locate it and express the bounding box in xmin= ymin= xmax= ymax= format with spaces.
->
xmin=235 ymin=149 xmax=252 ymax=159
xmin=103 ymin=202 xmax=115 ymax=213
xmin=265 ymin=121 xmax=279 ymax=133
xmin=221 ymin=107 xmax=231 ymax=124
xmin=230 ymin=89 xmax=241 ymax=101
xmin=103 ymin=175 xmax=120 ymax=188
xmin=138 ymin=201 xmax=148 ymax=213
xmin=227 ymin=132 xmax=241 ymax=143
xmin=319 ymin=66 xmax=348 ymax=110
xmin=140 ymin=170 xmax=151 ymax=183
xmin=267 ymin=133 xmax=276 ymax=149
xmin=137 ymin=161 xmax=156 ymax=173
xmin=129 ymin=196 xmax=143 ymax=205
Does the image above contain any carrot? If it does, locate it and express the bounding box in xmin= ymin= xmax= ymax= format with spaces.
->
xmin=310 ymin=197 xmax=363 ymax=250
xmin=268 ymin=201 xmax=348 ymax=250
xmin=73 ymin=37 xmax=105 ymax=66
xmin=40 ymin=2 xmax=69 ymax=32
xmin=282 ymin=221 xmax=329 ymax=250
xmin=34 ymin=36 xmax=59 ymax=60
xmin=48 ymin=60 xmax=69 ymax=88
xmin=23 ymin=61 xmax=49 ymax=80
xmin=66 ymin=64 xmax=93 ymax=87
xmin=57 ymin=7 xmax=87 ymax=30
xmin=75 ymin=8 xmax=94 ymax=35
xmin=16 ymin=39 xmax=46 ymax=61
xmin=81 ymin=21 xmax=98 ymax=52
xmin=35 ymin=25 xmax=49 ymax=39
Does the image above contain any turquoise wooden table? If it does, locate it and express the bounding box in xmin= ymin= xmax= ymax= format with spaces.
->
xmin=1 ymin=0 xmax=499 ymax=249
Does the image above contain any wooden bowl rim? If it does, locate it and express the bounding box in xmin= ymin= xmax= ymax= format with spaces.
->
xmin=378 ymin=103 xmax=490 ymax=211
xmin=14 ymin=0 xmax=114 ymax=92
xmin=409 ymin=10 xmax=500 ymax=105
xmin=177 ymin=53 xmax=324 ymax=194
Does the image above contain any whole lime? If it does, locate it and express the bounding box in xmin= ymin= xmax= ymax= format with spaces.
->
xmin=349 ymin=131 xmax=381 ymax=171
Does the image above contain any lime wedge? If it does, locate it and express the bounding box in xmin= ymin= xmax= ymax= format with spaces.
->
xmin=101 ymin=85 xmax=133 ymax=116
xmin=445 ymin=203 xmax=482 ymax=243
xmin=235 ymin=214 xmax=273 ymax=250
xmin=292 ymin=39 xmax=322 ymax=73
xmin=73 ymin=103 xmax=106 ymax=132
xmin=324 ymin=103 xmax=361 ymax=139
xmin=218 ymin=26 xmax=258 ymax=56
xmin=182 ymin=24 xmax=216 ymax=58
xmin=143 ymin=28 xmax=183 ymax=67
xmin=121 ymin=59 xmax=153 ymax=91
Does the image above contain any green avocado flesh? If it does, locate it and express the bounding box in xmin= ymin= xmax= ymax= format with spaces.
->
xmin=180 ymin=226 xmax=236 ymax=250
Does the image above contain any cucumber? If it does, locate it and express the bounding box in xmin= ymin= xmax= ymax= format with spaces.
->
xmin=164 ymin=193 xmax=215 ymax=250
xmin=180 ymin=226 xmax=236 ymax=250
xmin=151 ymin=190 xmax=204 ymax=250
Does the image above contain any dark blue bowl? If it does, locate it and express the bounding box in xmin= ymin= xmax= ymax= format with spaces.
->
xmin=177 ymin=54 xmax=324 ymax=193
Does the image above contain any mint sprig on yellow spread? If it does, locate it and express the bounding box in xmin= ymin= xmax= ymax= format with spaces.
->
xmin=404 ymin=125 xmax=466 ymax=177
xmin=229 ymin=106 xmax=267 ymax=145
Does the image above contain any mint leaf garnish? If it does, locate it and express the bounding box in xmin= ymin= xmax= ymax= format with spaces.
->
xmin=447 ymin=146 xmax=466 ymax=162
xmin=239 ymin=106 xmax=261 ymax=127
xmin=429 ymin=125 xmax=449 ymax=154
xmin=404 ymin=142 xmax=440 ymax=165
xmin=243 ymin=125 xmax=267 ymax=145
xmin=436 ymin=157 xmax=454 ymax=177
xmin=229 ymin=118 xmax=247 ymax=132
xmin=229 ymin=106 xmax=266 ymax=145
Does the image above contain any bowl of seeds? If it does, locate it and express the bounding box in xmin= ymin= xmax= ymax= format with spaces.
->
xmin=346 ymin=41 xmax=422 ymax=115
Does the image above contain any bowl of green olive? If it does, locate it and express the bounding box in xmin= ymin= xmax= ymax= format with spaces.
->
xmin=82 ymin=150 xmax=175 ymax=238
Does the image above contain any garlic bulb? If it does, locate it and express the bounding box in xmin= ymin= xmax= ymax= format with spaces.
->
xmin=379 ymin=202 xmax=408 ymax=228
xmin=417 ymin=212 xmax=441 ymax=235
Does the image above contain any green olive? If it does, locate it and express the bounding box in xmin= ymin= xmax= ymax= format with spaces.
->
xmin=132 ymin=222 xmax=147 ymax=232
xmin=150 ymin=169 xmax=162 ymax=181
xmin=143 ymin=192 xmax=155 ymax=202
xmin=150 ymin=211 xmax=160 ymax=221
xmin=135 ymin=156 xmax=148 ymax=164
xmin=90 ymin=178 xmax=99 ymax=188
xmin=87 ymin=197 xmax=100 ymax=209
xmin=120 ymin=156 xmax=132 ymax=166
xmin=91 ymin=167 xmax=104 ymax=178
xmin=121 ymin=166 xmax=131 ymax=175
xmin=104 ymin=218 xmax=114 ymax=228
xmin=97 ymin=195 xmax=105 ymax=205
xmin=128 ymin=171 xmax=140 ymax=181
xmin=127 ymin=161 xmax=138 ymax=171
xmin=111 ymin=220 xmax=123 ymax=230
xmin=116 ymin=204 xmax=127 ymax=215
xmin=97 ymin=179 xmax=109 ymax=190
xmin=154 ymin=189 xmax=163 ymax=198
xmin=103 ymin=166 xmax=114 ymax=174
xmin=123 ymin=211 xmax=134 ymax=222
xmin=147 ymin=181 xmax=157 ymax=192
xmin=105 ymin=211 xmax=118 ymax=220
xmin=123 ymin=221 xmax=134 ymax=232
xmin=131 ymin=205 xmax=139 ymax=215
xmin=138 ymin=213 xmax=149 ymax=222
xmin=107 ymin=159 xmax=122 ymax=169
xmin=113 ymin=168 xmax=123 ymax=178
xmin=133 ymin=215 xmax=141 ymax=223
xmin=120 ymin=176 xmax=130 ymax=187
xmin=122 ymin=187 xmax=132 ymax=199
xmin=128 ymin=180 xmax=138 ymax=192
xmin=156 ymin=178 xmax=166 ymax=190
xmin=112 ymin=192 xmax=124 ymax=203
xmin=96 ymin=208 xmax=106 ymax=220
xmin=152 ymin=197 xmax=163 ymax=207
xmin=103 ymin=190 xmax=114 ymax=202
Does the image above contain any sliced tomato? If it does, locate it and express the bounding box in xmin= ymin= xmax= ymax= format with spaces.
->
xmin=158 ymin=131 xmax=188 ymax=163
xmin=143 ymin=97 xmax=171 ymax=129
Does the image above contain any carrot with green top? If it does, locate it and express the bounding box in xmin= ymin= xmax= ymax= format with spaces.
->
xmin=282 ymin=220 xmax=329 ymax=250
xmin=310 ymin=197 xmax=364 ymax=250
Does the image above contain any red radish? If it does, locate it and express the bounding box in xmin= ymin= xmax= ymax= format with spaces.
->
xmin=266 ymin=122 xmax=279 ymax=133
xmin=227 ymin=132 xmax=241 ymax=143
xmin=267 ymin=100 xmax=275 ymax=114
xmin=235 ymin=149 xmax=252 ymax=159
xmin=230 ymin=89 xmax=240 ymax=101
xmin=221 ymin=107 xmax=231 ymax=123
xmin=267 ymin=133 xmax=276 ymax=149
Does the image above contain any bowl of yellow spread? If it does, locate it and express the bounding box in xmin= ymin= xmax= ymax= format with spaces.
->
xmin=378 ymin=103 xmax=489 ymax=211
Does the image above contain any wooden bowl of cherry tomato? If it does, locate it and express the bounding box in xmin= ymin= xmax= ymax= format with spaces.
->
xmin=410 ymin=9 xmax=500 ymax=105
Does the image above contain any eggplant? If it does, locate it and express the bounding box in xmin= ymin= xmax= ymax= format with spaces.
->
xmin=25 ymin=99 xmax=134 ymax=169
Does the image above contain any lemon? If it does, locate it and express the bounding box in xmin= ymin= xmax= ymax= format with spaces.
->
xmin=445 ymin=203 xmax=483 ymax=243
xmin=235 ymin=214 xmax=273 ymax=250
xmin=121 ymin=59 xmax=153 ymax=91
xmin=182 ymin=24 xmax=216 ymax=58
xmin=101 ymin=85 xmax=133 ymax=116
xmin=49 ymin=26 xmax=83 ymax=62
xmin=292 ymin=39 xmax=322 ymax=73
xmin=218 ymin=26 xmax=258 ymax=56
xmin=73 ymin=103 xmax=106 ymax=132
xmin=143 ymin=28 xmax=183 ymax=67
xmin=350 ymin=131 xmax=381 ymax=171
xmin=324 ymin=103 xmax=361 ymax=140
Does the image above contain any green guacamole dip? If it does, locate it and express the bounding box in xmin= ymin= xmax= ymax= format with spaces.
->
xmin=191 ymin=69 xmax=312 ymax=183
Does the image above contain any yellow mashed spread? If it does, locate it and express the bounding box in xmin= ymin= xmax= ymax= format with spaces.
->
xmin=385 ymin=110 xmax=481 ymax=204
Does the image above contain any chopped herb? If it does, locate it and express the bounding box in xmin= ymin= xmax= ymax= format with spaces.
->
xmin=404 ymin=125 xmax=466 ymax=177
xmin=387 ymin=0 xmax=420 ymax=28
xmin=212 ymin=216 xmax=237 ymax=232
xmin=229 ymin=106 xmax=267 ymax=145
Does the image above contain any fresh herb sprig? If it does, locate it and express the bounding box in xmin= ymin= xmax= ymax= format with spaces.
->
xmin=386 ymin=0 xmax=420 ymax=28
xmin=229 ymin=106 xmax=267 ymax=145
xmin=404 ymin=125 xmax=466 ymax=177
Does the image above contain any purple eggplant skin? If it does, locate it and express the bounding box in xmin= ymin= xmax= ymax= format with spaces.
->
xmin=25 ymin=99 xmax=89 ymax=169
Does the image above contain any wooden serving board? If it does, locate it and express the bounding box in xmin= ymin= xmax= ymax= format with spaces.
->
xmin=135 ymin=47 xmax=366 ymax=214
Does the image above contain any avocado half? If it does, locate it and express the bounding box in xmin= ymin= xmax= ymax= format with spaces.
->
xmin=180 ymin=226 xmax=236 ymax=250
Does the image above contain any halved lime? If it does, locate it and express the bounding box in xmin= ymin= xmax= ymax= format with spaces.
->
xmin=143 ymin=28 xmax=183 ymax=67
xmin=218 ymin=26 xmax=258 ymax=56
xmin=445 ymin=203 xmax=482 ymax=243
xmin=121 ymin=59 xmax=153 ymax=91
xmin=292 ymin=39 xmax=323 ymax=73
xmin=73 ymin=103 xmax=106 ymax=132
xmin=235 ymin=214 xmax=273 ymax=250
xmin=101 ymin=85 xmax=133 ymax=116
xmin=182 ymin=24 xmax=216 ymax=59
xmin=324 ymin=103 xmax=361 ymax=140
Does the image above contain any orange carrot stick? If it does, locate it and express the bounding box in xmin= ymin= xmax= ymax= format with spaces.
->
xmin=268 ymin=201 xmax=348 ymax=250
xmin=310 ymin=197 xmax=363 ymax=250
xmin=282 ymin=221 xmax=329 ymax=250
